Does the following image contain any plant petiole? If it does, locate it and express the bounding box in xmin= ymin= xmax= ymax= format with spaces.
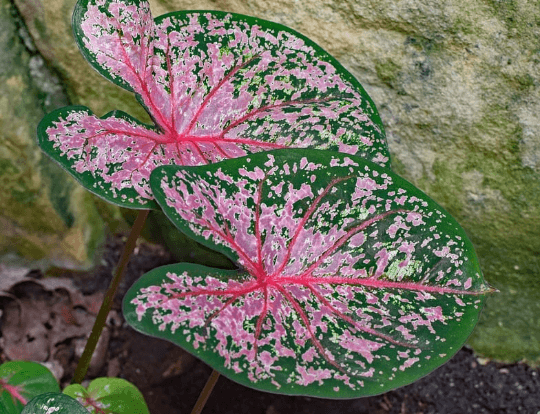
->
xmin=190 ymin=369 xmax=220 ymax=414
xmin=72 ymin=209 xmax=150 ymax=384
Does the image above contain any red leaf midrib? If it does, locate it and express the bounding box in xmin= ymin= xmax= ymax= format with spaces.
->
xmin=0 ymin=378 xmax=27 ymax=406
xmin=103 ymin=15 xmax=339 ymax=167
xmin=154 ymin=168 xmax=487 ymax=374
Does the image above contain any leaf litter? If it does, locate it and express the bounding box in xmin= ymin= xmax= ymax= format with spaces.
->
xmin=0 ymin=268 xmax=104 ymax=377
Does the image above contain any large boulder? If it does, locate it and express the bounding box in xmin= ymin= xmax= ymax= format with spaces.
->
xmin=12 ymin=0 xmax=540 ymax=363
xmin=0 ymin=0 xmax=121 ymax=270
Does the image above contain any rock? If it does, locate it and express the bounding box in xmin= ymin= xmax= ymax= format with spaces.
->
xmin=11 ymin=0 xmax=540 ymax=363
xmin=341 ymin=0 xmax=540 ymax=365
xmin=0 ymin=0 xmax=120 ymax=269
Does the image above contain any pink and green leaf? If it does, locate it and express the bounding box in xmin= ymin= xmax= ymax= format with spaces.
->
xmin=0 ymin=361 xmax=60 ymax=414
xmin=21 ymin=393 xmax=88 ymax=414
xmin=123 ymin=149 xmax=492 ymax=397
xmin=63 ymin=377 xmax=149 ymax=414
xmin=38 ymin=0 xmax=389 ymax=208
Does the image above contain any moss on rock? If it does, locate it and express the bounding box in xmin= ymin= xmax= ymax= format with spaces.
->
xmin=0 ymin=0 xmax=108 ymax=269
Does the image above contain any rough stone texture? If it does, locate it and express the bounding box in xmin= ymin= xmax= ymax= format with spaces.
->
xmin=12 ymin=0 xmax=540 ymax=363
xmin=0 ymin=0 xmax=115 ymax=269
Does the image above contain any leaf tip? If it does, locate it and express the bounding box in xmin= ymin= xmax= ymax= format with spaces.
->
xmin=484 ymin=285 xmax=499 ymax=294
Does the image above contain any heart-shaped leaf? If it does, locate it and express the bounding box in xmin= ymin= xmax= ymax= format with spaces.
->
xmin=0 ymin=361 xmax=60 ymax=414
xmin=63 ymin=377 xmax=149 ymax=414
xmin=38 ymin=0 xmax=389 ymax=208
xmin=21 ymin=393 xmax=88 ymax=414
xmin=123 ymin=149 xmax=492 ymax=397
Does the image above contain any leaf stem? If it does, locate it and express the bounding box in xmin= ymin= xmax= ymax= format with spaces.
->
xmin=71 ymin=209 xmax=150 ymax=384
xmin=190 ymin=369 xmax=220 ymax=414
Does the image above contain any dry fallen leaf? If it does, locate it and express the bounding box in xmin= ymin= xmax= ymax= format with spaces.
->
xmin=0 ymin=276 xmax=104 ymax=366
xmin=0 ymin=264 xmax=31 ymax=297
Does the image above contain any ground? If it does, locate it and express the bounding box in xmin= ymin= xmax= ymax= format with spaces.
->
xmin=1 ymin=234 xmax=539 ymax=414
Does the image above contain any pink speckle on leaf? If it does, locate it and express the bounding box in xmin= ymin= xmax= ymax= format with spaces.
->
xmin=339 ymin=331 xmax=384 ymax=364
xmin=296 ymin=365 xmax=333 ymax=386
xmin=399 ymin=357 xmax=419 ymax=371
xmin=464 ymin=277 xmax=472 ymax=289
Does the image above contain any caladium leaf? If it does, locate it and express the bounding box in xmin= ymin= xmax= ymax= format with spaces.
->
xmin=63 ymin=377 xmax=150 ymax=414
xmin=21 ymin=393 xmax=88 ymax=414
xmin=38 ymin=0 xmax=389 ymax=208
xmin=123 ymin=149 xmax=492 ymax=397
xmin=0 ymin=361 xmax=60 ymax=414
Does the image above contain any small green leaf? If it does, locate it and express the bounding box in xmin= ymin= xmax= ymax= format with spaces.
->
xmin=0 ymin=361 xmax=60 ymax=414
xmin=21 ymin=393 xmax=88 ymax=414
xmin=63 ymin=377 xmax=149 ymax=414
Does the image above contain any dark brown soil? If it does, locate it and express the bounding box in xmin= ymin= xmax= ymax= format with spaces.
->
xmin=3 ymin=234 xmax=540 ymax=414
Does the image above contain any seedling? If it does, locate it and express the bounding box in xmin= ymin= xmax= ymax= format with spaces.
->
xmin=0 ymin=362 xmax=148 ymax=414
xmin=0 ymin=362 xmax=59 ymax=413
xmin=63 ymin=378 xmax=150 ymax=413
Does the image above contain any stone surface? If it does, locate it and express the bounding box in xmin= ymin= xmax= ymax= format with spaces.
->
xmin=12 ymin=0 xmax=540 ymax=363
xmin=0 ymin=0 xmax=115 ymax=269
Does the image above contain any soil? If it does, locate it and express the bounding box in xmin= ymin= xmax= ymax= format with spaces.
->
xmin=2 ymin=234 xmax=540 ymax=414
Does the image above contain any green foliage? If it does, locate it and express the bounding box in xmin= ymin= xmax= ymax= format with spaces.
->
xmin=0 ymin=361 xmax=60 ymax=414
xmin=63 ymin=377 xmax=149 ymax=414
xmin=21 ymin=393 xmax=88 ymax=414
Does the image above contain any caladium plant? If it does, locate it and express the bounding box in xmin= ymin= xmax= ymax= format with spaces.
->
xmin=63 ymin=377 xmax=150 ymax=414
xmin=37 ymin=0 xmax=390 ymax=209
xmin=37 ymin=0 xmax=394 ymax=387
xmin=21 ymin=393 xmax=89 ymax=414
xmin=28 ymin=0 xmax=493 ymax=408
xmin=0 ymin=361 xmax=59 ymax=414
xmin=123 ymin=149 xmax=492 ymax=398
xmin=0 ymin=361 xmax=148 ymax=414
